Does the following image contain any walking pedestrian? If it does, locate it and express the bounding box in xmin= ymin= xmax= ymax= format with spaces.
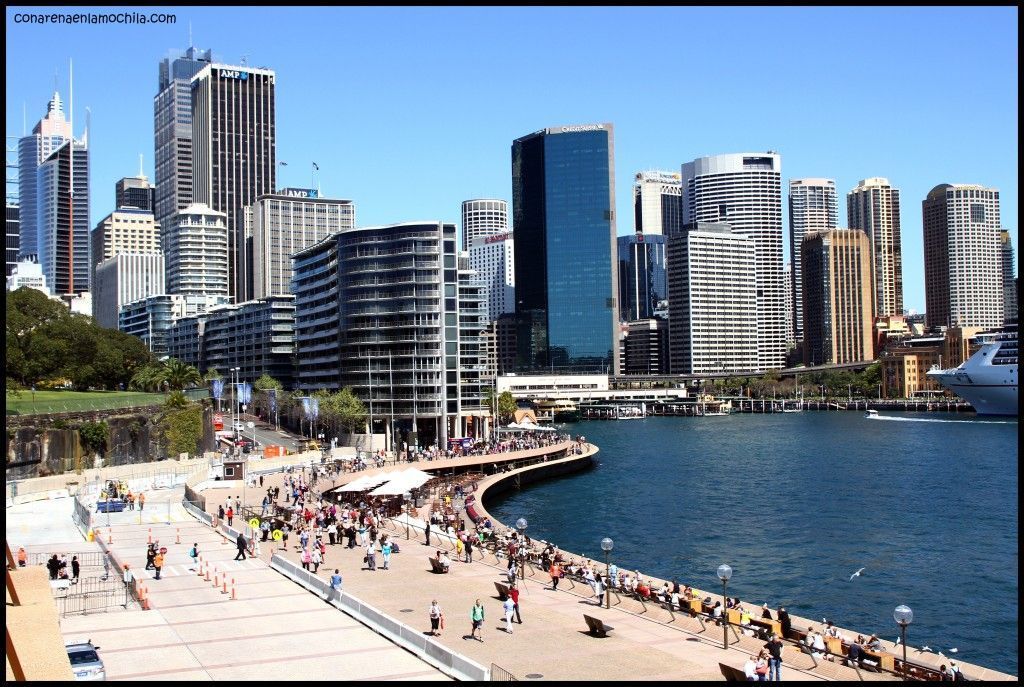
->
xmin=470 ymin=599 xmax=485 ymax=641
xmin=311 ymin=546 xmax=322 ymax=573
xmin=381 ymin=538 xmax=392 ymax=570
xmin=281 ymin=524 xmax=290 ymax=551
xmin=153 ymin=550 xmax=164 ymax=579
xmin=46 ymin=554 xmax=60 ymax=580
xmin=429 ymin=600 xmax=443 ymax=636
xmin=764 ymin=634 xmax=784 ymax=682
xmin=465 ymin=536 xmax=473 ymax=563
xmin=301 ymin=548 xmax=311 ymax=570
xmin=549 ymin=561 xmax=561 ymax=590
xmin=424 ymin=520 xmax=431 ymax=546
xmin=138 ymin=492 xmax=145 ymax=511
xmin=127 ymin=491 xmax=135 ymax=510
xmin=330 ymin=569 xmax=343 ymax=600
xmin=71 ymin=555 xmax=81 ymax=584
xmin=188 ymin=542 xmax=199 ymax=570
xmin=145 ymin=543 xmax=156 ymax=570
xmin=259 ymin=474 xmax=264 ymax=488
xmin=234 ymin=532 xmax=247 ymax=561
xmin=17 ymin=547 xmax=27 ymax=567
xmin=365 ymin=541 xmax=377 ymax=571
xmin=101 ymin=555 xmax=110 ymax=581
xmin=502 ymin=595 xmax=516 ymax=634
xmin=510 ymin=582 xmax=522 ymax=623
xmin=226 ymin=506 xmax=234 ymax=527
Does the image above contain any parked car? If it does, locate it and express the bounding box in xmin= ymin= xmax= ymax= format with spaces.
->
xmin=66 ymin=640 xmax=105 ymax=681
xmin=95 ymin=499 xmax=125 ymax=513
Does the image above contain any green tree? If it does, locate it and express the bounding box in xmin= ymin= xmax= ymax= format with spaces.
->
xmin=161 ymin=403 xmax=204 ymax=458
xmin=78 ymin=421 xmax=109 ymax=455
xmin=204 ymin=367 xmax=222 ymax=382
xmin=164 ymin=358 xmax=202 ymax=391
xmin=497 ymin=391 xmax=517 ymax=424
xmin=252 ymin=374 xmax=284 ymax=420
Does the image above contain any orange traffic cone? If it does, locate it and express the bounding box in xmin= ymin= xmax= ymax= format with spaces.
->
xmin=231 ymin=582 xmax=237 ymax=600
xmin=221 ymin=579 xmax=228 ymax=594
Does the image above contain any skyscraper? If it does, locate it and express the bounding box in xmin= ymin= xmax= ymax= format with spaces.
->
xmin=681 ymin=152 xmax=785 ymax=371
xmin=461 ymin=199 xmax=508 ymax=251
xmin=512 ymin=123 xmax=618 ymax=373
xmin=1000 ymin=229 xmax=1017 ymax=324
xmin=6 ymin=203 xmax=18 ymax=276
xmin=667 ymin=222 xmax=757 ymax=374
xmin=18 ymin=92 xmax=72 ymax=261
xmin=37 ymin=139 xmax=89 ymax=295
xmin=250 ymin=188 xmax=354 ymax=299
xmin=468 ymin=231 xmax=515 ymax=322
xmin=847 ymin=177 xmax=903 ymax=318
xmin=115 ymin=175 xmax=155 ymax=212
xmin=788 ymin=178 xmax=837 ymax=343
xmin=154 ymin=47 xmax=213 ymax=232
xmin=191 ymin=63 xmax=276 ymax=302
xmin=165 ymin=203 xmax=229 ymax=297
xmin=801 ymin=229 xmax=874 ymax=366
xmin=922 ymin=184 xmax=1003 ymax=330
xmin=633 ymin=170 xmax=682 ymax=236
xmin=93 ymin=252 xmax=165 ymax=329
xmin=90 ymin=208 xmax=161 ymax=288
xmin=617 ymin=233 xmax=667 ymax=321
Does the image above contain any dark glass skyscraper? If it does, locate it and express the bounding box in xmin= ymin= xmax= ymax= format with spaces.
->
xmin=617 ymin=233 xmax=666 ymax=321
xmin=512 ymin=124 xmax=618 ymax=373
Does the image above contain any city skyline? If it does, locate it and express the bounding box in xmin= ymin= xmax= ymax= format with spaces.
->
xmin=4 ymin=6 xmax=1018 ymax=313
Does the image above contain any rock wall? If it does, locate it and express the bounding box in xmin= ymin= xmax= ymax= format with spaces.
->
xmin=5 ymin=405 xmax=215 ymax=480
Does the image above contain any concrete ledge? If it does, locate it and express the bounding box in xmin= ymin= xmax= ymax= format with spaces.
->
xmin=6 ymin=566 xmax=76 ymax=681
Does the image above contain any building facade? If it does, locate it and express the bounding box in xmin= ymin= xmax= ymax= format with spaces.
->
xmin=119 ymin=293 xmax=229 ymax=355
xmin=617 ymin=232 xmax=667 ymax=322
xmin=191 ymin=63 xmax=276 ymax=302
xmin=37 ymin=139 xmax=89 ymax=296
xmin=633 ymin=170 xmax=682 ymax=236
xmin=90 ymin=209 xmax=161 ymax=287
xmin=154 ymin=47 xmax=214 ymax=234
xmin=293 ymin=222 xmax=489 ymax=447
xmin=18 ymin=92 xmax=72 ymax=261
xmin=199 ymin=296 xmax=296 ymax=388
xmin=621 ymin=318 xmax=669 ymax=375
xmin=667 ymin=222 xmax=757 ymax=374
xmin=800 ymin=229 xmax=875 ymax=366
xmin=251 ymin=189 xmax=354 ymax=299
xmin=115 ymin=175 xmax=155 ymax=212
xmin=468 ymin=232 xmax=515 ymax=322
xmin=512 ymin=123 xmax=619 ymax=373
xmin=93 ymin=252 xmax=165 ymax=329
xmin=1000 ymin=229 xmax=1017 ymax=324
xmin=681 ymin=152 xmax=785 ymax=371
xmin=788 ymin=178 xmax=837 ymax=343
xmin=165 ymin=203 xmax=229 ymax=297
xmin=6 ymin=203 xmax=18 ymax=276
xmin=6 ymin=259 xmax=49 ymax=295
xmin=922 ymin=184 xmax=1003 ymax=330
xmin=847 ymin=177 xmax=903 ymax=319
xmin=461 ymin=199 xmax=508 ymax=251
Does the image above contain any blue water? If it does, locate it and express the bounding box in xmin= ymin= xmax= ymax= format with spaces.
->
xmin=487 ymin=412 xmax=1019 ymax=675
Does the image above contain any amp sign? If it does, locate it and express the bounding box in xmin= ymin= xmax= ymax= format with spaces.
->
xmin=219 ymin=69 xmax=249 ymax=81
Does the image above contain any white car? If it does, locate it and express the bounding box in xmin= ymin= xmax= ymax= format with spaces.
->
xmin=66 ymin=641 xmax=105 ymax=681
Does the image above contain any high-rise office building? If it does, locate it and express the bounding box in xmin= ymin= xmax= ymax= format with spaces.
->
xmin=93 ymin=252 xmax=165 ymax=329
xmin=512 ymin=123 xmax=618 ymax=373
xmin=37 ymin=139 xmax=89 ymax=295
xmin=621 ymin=318 xmax=669 ymax=375
xmin=6 ymin=259 xmax=49 ymax=295
xmin=18 ymin=92 xmax=72 ymax=261
xmin=1000 ymin=230 xmax=1017 ymax=324
xmin=6 ymin=204 xmax=18 ymax=276
xmin=115 ymin=175 xmax=155 ymax=212
xmin=461 ymin=199 xmax=508 ymax=251
xmin=293 ymin=222 xmax=488 ymax=446
xmin=197 ymin=296 xmax=297 ymax=387
xmin=788 ymin=178 xmax=837 ymax=342
xmin=165 ymin=203 xmax=229 ymax=297
xmin=119 ymin=293 xmax=229 ymax=355
xmin=847 ymin=177 xmax=903 ymax=318
xmin=633 ymin=170 xmax=682 ymax=236
xmin=468 ymin=232 xmax=515 ymax=322
xmin=250 ymin=188 xmax=354 ymax=299
xmin=191 ymin=63 xmax=276 ymax=302
xmin=922 ymin=184 xmax=1003 ymax=330
xmin=154 ymin=47 xmax=213 ymax=231
xmin=667 ymin=222 xmax=757 ymax=374
xmin=801 ymin=229 xmax=874 ymax=366
xmin=90 ymin=209 xmax=161 ymax=288
xmin=783 ymin=261 xmax=794 ymax=352
xmin=617 ymin=233 xmax=667 ymax=322
xmin=682 ymin=152 xmax=785 ymax=371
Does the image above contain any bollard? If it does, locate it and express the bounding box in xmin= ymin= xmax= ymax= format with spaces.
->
xmin=176 ymin=528 xmax=181 ymax=544
xmin=231 ymin=583 xmax=237 ymax=600
xmin=221 ymin=580 xmax=228 ymax=594
xmin=108 ymin=530 xmax=113 ymax=544
xmin=205 ymin=566 xmax=211 ymax=582
xmin=148 ymin=528 xmax=152 ymax=544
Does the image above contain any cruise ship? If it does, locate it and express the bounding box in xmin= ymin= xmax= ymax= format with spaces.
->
xmin=927 ymin=324 xmax=1018 ymax=416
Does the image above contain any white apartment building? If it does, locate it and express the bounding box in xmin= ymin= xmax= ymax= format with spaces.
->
xmin=468 ymin=232 xmax=515 ymax=322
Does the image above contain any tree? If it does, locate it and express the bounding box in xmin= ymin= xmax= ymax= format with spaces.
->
xmin=204 ymin=367 xmax=222 ymax=382
xmin=497 ymin=391 xmax=517 ymax=424
xmin=163 ymin=358 xmax=202 ymax=391
xmin=252 ymin=374 xmax=284 ymax=420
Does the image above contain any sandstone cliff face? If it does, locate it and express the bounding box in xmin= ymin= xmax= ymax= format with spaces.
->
xmin=6 ymin=406 xmax=215 ymax=480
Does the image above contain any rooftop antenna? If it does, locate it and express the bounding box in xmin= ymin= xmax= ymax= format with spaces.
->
xmin=240 ymin=54 xmax=248 ymax=66
xmin=139 ymin=153 xmax=145 ymax=179
xmin=23 ymin=102 xmax=27 ymax=135
xmin=188 ymin=20 xmax=192 ymax=48
xmin=83 ymin=106 xmax=90 ymax=147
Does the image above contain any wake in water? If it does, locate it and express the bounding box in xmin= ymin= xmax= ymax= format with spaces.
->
xmin=867 ymin=415 xmax=1016 ymax=424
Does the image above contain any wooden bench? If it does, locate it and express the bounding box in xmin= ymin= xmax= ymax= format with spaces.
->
xmin=719 ymin=662 xmax=748 ymax=682
xmin=428 ymin=557 xmax=447 ymax=574
xmin=494 ymin=581 xmax=510 ymax=600
xmin=583 ymin=614 xmax=614 ymax=637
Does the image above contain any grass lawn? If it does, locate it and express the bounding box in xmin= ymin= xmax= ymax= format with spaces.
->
xmin=5 ymin=389 xmax=207 ymax=415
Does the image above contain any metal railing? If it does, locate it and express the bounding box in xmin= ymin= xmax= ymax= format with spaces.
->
xmin=27 ymin=551 xmax=108 ymax=568
xmin=490 ymin=663 xmax=518 ymax=681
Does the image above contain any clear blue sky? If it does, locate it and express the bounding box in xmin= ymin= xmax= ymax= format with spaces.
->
xmin=5 ymin=6 xmax=1018 ymax=313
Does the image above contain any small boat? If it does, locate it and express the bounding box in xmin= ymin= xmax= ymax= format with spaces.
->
xmin=864 ymin=409 xmax=880 ymax=419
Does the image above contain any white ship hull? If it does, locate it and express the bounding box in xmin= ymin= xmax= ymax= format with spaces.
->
xmin=927 ymin=327 xmax=1018 ymax=416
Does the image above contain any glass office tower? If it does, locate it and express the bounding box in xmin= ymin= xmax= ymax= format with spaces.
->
xmin=512 ymin=124 xmax=618 ymax=373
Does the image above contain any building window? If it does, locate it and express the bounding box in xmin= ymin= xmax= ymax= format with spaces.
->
xmin=970 ymin=204 xmax=986 ymax=223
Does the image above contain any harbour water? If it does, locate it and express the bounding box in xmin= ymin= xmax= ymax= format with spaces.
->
xmin=487 ymin=412 xmax=1019 ymax=675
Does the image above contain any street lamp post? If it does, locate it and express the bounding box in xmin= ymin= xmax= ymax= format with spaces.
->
xmin=230 ymin=367 xmax=240 ymax=442
xmin=515 ymin=518 xmax=528 ymax=581
xmin=893 ymin=604 xmax=913 ymax=680
xmin=601 ymin=537 xmax=614 ymax=609
xmin=717 ymin=564 xmax=732 ymax=650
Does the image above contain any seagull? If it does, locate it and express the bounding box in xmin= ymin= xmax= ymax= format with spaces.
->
xmin=849 ymin=567 xmax=865 ymax=580
xmin=949 ymin=648 xmax=958 ymax=654
xmin=894 ymin=635 xmax=901 ymax=646
xmin=938 ymin=651 xmax=946 ymax=658
xmin=920 ymin=646 xmax=932 ymax=653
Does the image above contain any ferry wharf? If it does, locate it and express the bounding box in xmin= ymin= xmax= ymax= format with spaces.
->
xmin=193 ymin=441 xmax=1015 ymax=681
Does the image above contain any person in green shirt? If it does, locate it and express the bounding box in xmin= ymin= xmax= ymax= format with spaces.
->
xmin=470 ymin=599 xmax=485 ymax=641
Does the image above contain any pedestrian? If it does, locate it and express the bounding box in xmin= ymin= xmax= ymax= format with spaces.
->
xmin=226 ymin=506 xmax=234 ymax=527
xmin=153 ymin=550 xmax=164 ymax=579
xmin=502 ymin=595 xmax=516 ymax=634
xmin=281 ymin=524 xmax=290 ymax=551
xmin=102 ymin=555 xmax=110 ymax=581
xmin=311 ymin=546 xmax=322 ymax=573
xmin=259 ymin=474 xmax=264 ymax=487
xmin=764 ymin=634 xmax=784 ymax=682
xmin=549 ymin=561 xmax=561 ymax=590
xmin=126 ymin=491 xmax=135 ymax=510
xmin=327 ymin=522 xmax=337 ymax=546
xmin=71 ymin=555 xmax=80 ymax=584
xmin=424 ymin=520 xmax=431 ymax=546
xmin=188 ymin=542 xmax=199 ymax=570
xmin=234 ymin=532 xmax=247 ymax=561
xmin=470 ymin=599 xmax=485 ymax=641
xmin=301 ymin=548 xmax=311 ymax=570
xmin=465 ymin=535 xmax=473 ymax=563
xmin=261 ymin=520 xmax=270 ymax=542
xmin=17 ymin=547 xmax=27 ymax=567
xmin=218 ymin=504 xmax=225 ymax=523
xmin=330 ymin=569 xmax=343 ymax=599
xmin=138 ymin=492 xmax=145 ymax=511
xmin=46 ymin=554 xmax=59 ymax=580
xmin=365 ymin=541 xmax=377 ymax=571
xmin=381 ymin=538 xmax=392 ymax=570
xmin=145 ymin=543 xmax=156 ymax=570
xmin=428 ymin=599 xmax=443 ymax=636
xmin=509 ymin=582 xmax=522 ymax=624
